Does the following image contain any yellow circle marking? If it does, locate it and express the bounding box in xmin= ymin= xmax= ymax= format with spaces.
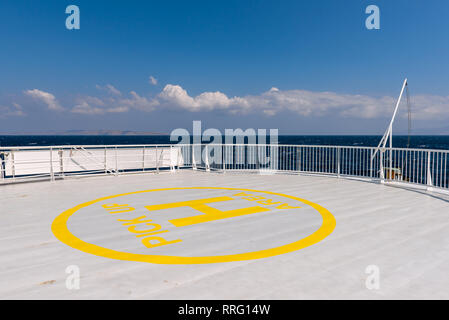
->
xmin=52 ymin=187 xmax=336 ymax=264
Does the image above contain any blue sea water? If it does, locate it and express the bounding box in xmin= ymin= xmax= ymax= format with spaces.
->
xmin=0 ymin=135 xmax=449 ymax=150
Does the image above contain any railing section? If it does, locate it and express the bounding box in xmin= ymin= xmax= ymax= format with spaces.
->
xmin=1 ymin=144 xmax=448 ymax=193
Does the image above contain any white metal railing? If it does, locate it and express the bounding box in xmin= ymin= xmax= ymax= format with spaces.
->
xmin=0 ymin=144 xmax=190 ymax=183
xmin=1 ymin=144 xmax=448 ymax=194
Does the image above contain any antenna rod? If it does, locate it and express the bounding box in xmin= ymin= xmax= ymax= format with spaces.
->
xmin=372 ymin=78 xmax=408 ymax=159
xmin=384 ymin=78 xmax=408 ymax=149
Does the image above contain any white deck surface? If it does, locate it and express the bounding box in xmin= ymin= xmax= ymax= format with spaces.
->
xmin=1 ymin=170 xmax=449 ymax=299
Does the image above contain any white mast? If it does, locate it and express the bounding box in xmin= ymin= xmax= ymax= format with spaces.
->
xmin=372 ymin=78 xmax=408 ymax=159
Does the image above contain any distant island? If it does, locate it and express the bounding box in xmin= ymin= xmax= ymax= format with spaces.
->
xmin=0 ymin=130 xmax=169 ymax=136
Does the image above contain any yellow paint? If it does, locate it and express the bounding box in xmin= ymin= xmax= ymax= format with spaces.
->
xmin=233 ymin=192 xmax=297 ymax=208
xmin=135 ymin=230 xmax=168 ymax=237
xmin=51 ymin=187 xmax=336 ymax=265
xmin=102 ymin=203 xmax=135 ymax=214
xmin=276 ymin=204 xmax=301 ymax=210
xmin=102 ymin=204 xmax=129 ymax=209
xmin=257 ymin=199 xmax=282 ymax=206
xmin=242 ymin=196 xmax=266 ymax=201
xmin=117 ymin=215 xmax=153 ymax=226
xmin=116 ymin=214 xmax=180 ymax=246
xmin=141 ymin=236 xmax=182 ymax=249
xmin=146 ymin=196 xmax=270 ymax=227
xmin=128 ymin=224 xmax=162 ymax=234
xmin=233 ymin=192 xmax=252 ymax=197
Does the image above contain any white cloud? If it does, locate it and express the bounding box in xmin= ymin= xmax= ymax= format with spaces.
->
xmin=156 ymin=84 xmax=390 ymax=117
xmin=149 ymin=76 xmax=158 ymax=86
xmin=70 ymin=91 xmax=158 ymax=114
xmin=407 ymin=95 xmax=449 ymax=120
xmin=72 ymin=101 xmax=105 ymax=115
xmin=96 ymin=84 xmax=122 ymax=96
xmin=249 ymin=89 xmax=396 ymax=118
xmin=158 ymin=84 xmax=246 ymax=111
xmin=71 ymin=95 xmax=130 ymax=115
xmin=0 ymin=103 xmax=26 ymax=118
xmin=118 ymin=91 xmax=159 ymax=112
xmin=20 ymin=84 xmax=449 ymax=121
xmin=108 ymin=106 xmax=129 ymax=113
xmin=24 ymin=89 xmax=64 ymax=111
xmin=156 ymin=85 xmax=449 ymax=120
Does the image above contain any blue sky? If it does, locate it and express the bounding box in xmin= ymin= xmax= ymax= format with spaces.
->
xmin=1 ymin=0 xmax=449 ymax=134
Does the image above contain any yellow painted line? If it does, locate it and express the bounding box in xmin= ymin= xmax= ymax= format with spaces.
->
xmin=51 ymin=187 xmax=336 ymax=264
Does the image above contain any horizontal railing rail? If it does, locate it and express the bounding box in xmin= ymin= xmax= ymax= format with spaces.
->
xmin=1 ymin=144 xmax=448 ymax=195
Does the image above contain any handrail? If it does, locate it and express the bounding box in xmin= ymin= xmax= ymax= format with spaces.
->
xmin=0 ymin=144 xmax=177 ymax=150
xmin=2 ymin=143 xmax=449 ymax=153
xmin=0 ymin=143 xmax=448 ymax=196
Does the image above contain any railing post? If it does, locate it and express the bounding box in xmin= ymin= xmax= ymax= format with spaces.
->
xmin=59 ymin=149 xmax=64 ymax=178
xmin=427 ymin=151 xmax=433 ymax=187
xmin=370 ymin=148 xmax=373 ymax=178
xmin=192 ymin=144 xmax=197 ymax=170
xmin=271 ymin=145 xmax=277 ymax=171
xmin=11 ymin=151 xmax=15 ymax=179
xmin=0 ymin=152 xmax=4 ymax=181
xmin=380 ymin=149 xmax=385 ymax=183
xmin=104 ymin=147 xmax=107 ymax=174
xmin=337 ymin=147 xmax=341 ymax=178
xmin=170 ymin=145 xmax=175 ymax=172
xmin=156 ymin=146 xmax=159 ymax=173
xmin=389 ymin=148 xmax=393 ymax=181
xmin=115 ymin=146 xmax=118 ymax=176
xmin=222 ymin=145 xmax=226 ymax=172
xmin=50 ymin=147 xmax=55 ymax=181
xmin=177 ymin=146 xmax=182 ymax=170
xmin=142 ymin=146 xmax=145 ymax=172
xmin=205 ymin=145 xmax=210 ymax=172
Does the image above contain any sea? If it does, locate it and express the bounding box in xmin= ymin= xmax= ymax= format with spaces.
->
xmin=1 ymin=135 xmax=449 ymax=150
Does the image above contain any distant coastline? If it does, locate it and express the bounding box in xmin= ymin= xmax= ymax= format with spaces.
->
xmin=2 ymin=126 xmax=449 ymax=136
xmin=0 ymin=130 xmax=168 ymax=136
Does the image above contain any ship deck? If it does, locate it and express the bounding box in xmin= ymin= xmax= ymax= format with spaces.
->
xmin=1 ymin=170 xmax=449 ymax=299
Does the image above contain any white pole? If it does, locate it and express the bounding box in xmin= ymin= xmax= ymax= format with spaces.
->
xmin=50 ymin=147 xmax=54 ymax=181
xmin=59 ymin=149 xmax=64 ymax=178
xmin=372 ymin=78 xmax=408 ymax=160
xmin=427 ymin=151 xmax=433 ymax=187
xmin=383 ymin=78 xmax=408 ymax=148
xmin=170 ymin=145 xmax=175 ymax=172
xmin=142 ymin=146 xmax=145 ymax=172
xmin=156 ymin=146 xmax=159 ymax=173
xmin=115 ymin=146 xmax=118 ymax=176
xmin=192 ymin=144 xmax=197 ymax=170
xmin=205 ymin=145 xmax=210 ymax=171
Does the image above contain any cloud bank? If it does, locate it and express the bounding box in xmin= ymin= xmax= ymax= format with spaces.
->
xmin=6 ymin=83 xmax=449 ymax=121
xmin=154 ymin=85 xmax=449 ymax=120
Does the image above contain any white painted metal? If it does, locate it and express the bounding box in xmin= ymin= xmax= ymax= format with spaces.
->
xmin=373 ymin=78 xmax=408 ymax=158
xmin=1 ymin=143 xmax=448 ymax=195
